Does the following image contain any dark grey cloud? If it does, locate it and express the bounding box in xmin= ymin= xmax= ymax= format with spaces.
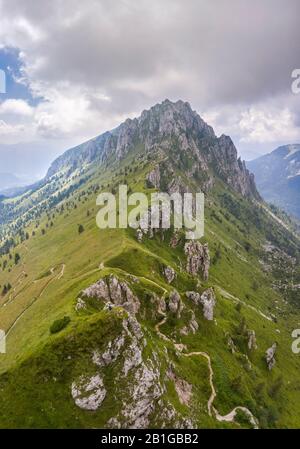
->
xmin=2 ymin=0 xmax=298 ymax=106
xmin=0 ymin=0 xmax=299 ymax=177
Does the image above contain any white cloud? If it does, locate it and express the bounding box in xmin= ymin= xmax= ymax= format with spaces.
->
xmin=0 ymin=99 xmax=33 ymax=116
xmin=0 ymin=0 xmax=299 ymax=174
xmin=0 ymin=119 xmax=27 ymax=143
xmin=239 ymin=107 xmax=300 ymax=143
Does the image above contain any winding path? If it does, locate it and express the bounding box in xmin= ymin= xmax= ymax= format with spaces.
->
xmin=5 ymin=263 xmax=65 ymax=338
xmin=155 ymin=306 xmax=259 ymax=428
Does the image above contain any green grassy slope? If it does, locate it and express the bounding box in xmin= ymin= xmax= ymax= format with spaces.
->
xmin=0 ymin=146 xmax=299 ymax=429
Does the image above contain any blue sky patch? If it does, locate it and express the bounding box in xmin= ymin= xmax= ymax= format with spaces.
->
xmin=0 ymin=46 xmax=37 ymax=104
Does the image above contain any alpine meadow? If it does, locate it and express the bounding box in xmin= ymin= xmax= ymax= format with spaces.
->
xmin=0 ymin=100 xmax=300 ymax=428
xmin=0 ymin=0 xmax=300 ymax=435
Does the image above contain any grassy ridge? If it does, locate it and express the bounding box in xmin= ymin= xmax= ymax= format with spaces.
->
xmin=0 ymin=148 xmax=299 ymax=428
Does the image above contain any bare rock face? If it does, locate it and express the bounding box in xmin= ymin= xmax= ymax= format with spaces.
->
xmin=163 ymin=265 xmax=176 ymax=284
xmin=106 ymin=319 xmax=164 ymax=428
xmin=184 ymin=241 xmax=210 ymax=280
xmin=93 ymin=335 xmax=125 ymax=367
xmin=185 ymin=291 xmax=201 ymax=304
xmin=266 ymin=343 xmax=277 ymax=370
xmin=186 ymin=288 xmax=216 ymax=320
xmin=248 ymin=330 xmax=257 ymax=351
xmin=214 ymin=134 xmax=259 ymax=199
xmin=199 ymin=288 xmax=216 ymax=321
xmin=158 ymin=295 xmax=167 ymax=314
xmin=71 ymin=374 xmax=106 ymax=411
xmin=168 ymin=290 xmax=182 ymax=316
xmin=123 ymin=359 xmax=163 ymax=428
xmin=82 ymin=275 xmax=140 ymax=314
xmin=83 ymin=278 xmax=109 ymax=301
xmin=48 ymin=100 xmax=259 ymax=203
xmin=146 ymin=165 xmax=160 ymax=188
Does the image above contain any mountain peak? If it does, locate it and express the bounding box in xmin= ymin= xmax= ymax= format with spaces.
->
xmin=45 ymin=99 xmax=258 ymax=199
xmin=138 ymin=99 xmax=215 ymax=138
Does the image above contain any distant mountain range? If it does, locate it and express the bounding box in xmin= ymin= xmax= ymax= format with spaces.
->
xmin=247 ymin=144 xmax=300 ymax=219
xmin=0 ymin=172 xmax=22 ymax=191
xmin=0 ymin=173 xmax=38 ymax=197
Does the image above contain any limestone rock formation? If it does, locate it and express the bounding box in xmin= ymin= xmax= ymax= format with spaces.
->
xmin=168 ymin=290 xmax=182 ymax=316
xmin=163 ymin=265 xmax=176 ymax=284
xmin=146 ymin=165 xmax=160 ymax=189
xmin=82 ymin=275 xmax=140 ymax=314
xmin=71 ymin=374 xmax=106 ymax=411
xmin=248 ymin=330 xmax=257 ymax=351
xmin=266 ymin=343 xmax=277 ymax=370
xmin=184 ymin=241 xmax=210 ymax=280
xmin=199 ymin=288 xmax=216 ymax=321
xmin=186 ymin=288 xmax=216 ymax=320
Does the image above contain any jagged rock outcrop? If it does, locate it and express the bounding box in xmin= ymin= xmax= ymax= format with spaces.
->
xmin=168 ymin=290 xmax=182 ymax=316
xmin=72 ymin=314 xmax=166 ymax=428
xmin=146 ymin=165 xmax=160 ymax=189
xmin=104 ymin=318 xmax=164 ymax=428
xmin=71 ymin=374 xmax=106 ymax=411
xmin=186 ymin=288 xmax=216 ymax=321
xmin=248 ymin=330 xmax=257 ymax=351
xmin=82 ymin=275 xmax=140 ymax=314
xmin=184 ymin=241 xmax=210 ymax=280
xmin=199 ymin=288 xmax=216 ymax=321
xmin=266 ymin=343 xmax=277 ymax=370
xmin=92 ymin=334 xmax=125 ymax=367
xmin=214 ymin=134 xmax=259 ymax=198
xmin=163 ymin=265 xmax=176 ymax=284
xmin=122 ymin=359 xmax=163 ymax=428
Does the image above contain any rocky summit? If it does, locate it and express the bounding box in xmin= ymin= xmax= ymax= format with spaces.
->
xmin=0 ymin=100 xmax=299 ymax=429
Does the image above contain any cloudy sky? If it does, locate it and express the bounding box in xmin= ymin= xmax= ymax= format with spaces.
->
xmin=0 ymin=0 xmax=300 ymax=180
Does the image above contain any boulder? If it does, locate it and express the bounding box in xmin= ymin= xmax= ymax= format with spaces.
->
xmin=168 ymin=290 xmax=181 ymax=315
xmin=200 ymin=288 xmax=216 ymax=320
xmin=266 ymin=343 xmax=277 ymax=370
xmin=186 ymin=288 xmax=216 ymax=320
xmin=248 ymin=330 xmax=257 ymax=351
xmin=163 ymin=265 xmax=176 ymax=284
